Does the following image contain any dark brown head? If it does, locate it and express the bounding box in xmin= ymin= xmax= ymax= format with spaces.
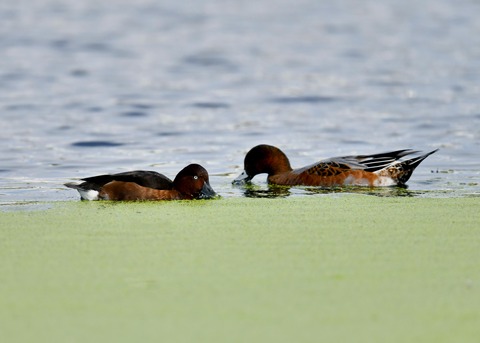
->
xmin=232 ymin=144 xmax=292 ymax=184
xmin=173 ymin=164 xmax=216 ymax=199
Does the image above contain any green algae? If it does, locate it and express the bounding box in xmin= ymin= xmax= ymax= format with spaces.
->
xmin=1 ymin=196 xmax=479 ymax=343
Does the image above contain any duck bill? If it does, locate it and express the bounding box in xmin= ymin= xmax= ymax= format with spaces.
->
xmin=232 ymin=170 xmax=252 ymax=185
xmin=199 ymin=182 xmax=216 ymax=199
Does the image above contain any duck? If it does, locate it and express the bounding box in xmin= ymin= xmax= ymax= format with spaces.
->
xmin=233 ymin=144 xmax=438 ymax=187
xmin=65 ymin=163 xmax=216 ymax=201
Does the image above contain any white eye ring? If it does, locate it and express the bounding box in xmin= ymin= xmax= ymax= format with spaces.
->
xmin=193 ymin=176 xmax=198 ymax=180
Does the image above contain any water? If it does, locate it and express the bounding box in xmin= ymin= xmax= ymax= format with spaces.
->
xmin=1 ymin=0 xmax=480 ymax=209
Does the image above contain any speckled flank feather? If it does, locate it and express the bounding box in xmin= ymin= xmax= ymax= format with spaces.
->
xmin=304 ymin=162 xmax=352 ymax=177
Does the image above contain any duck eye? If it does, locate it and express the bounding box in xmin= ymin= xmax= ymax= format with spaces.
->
xmin=193 ymin=176 xmax=198 ymax=180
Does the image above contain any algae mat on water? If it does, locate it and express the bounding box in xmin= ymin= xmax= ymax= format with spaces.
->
xmin=1 ymin=196 xmax=479 ymax=343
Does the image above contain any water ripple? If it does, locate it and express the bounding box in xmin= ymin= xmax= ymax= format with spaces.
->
xmin=269 ymin=96 xmax=339 ymax=104
xmin=71 ymin=141 xmax=124 ymax=148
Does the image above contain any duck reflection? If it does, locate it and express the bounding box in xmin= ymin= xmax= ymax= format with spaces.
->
xmin=238 ymin=183 xmax=292 ymax=198
xmin=235 ymin=182 xmax=422 ymax=199
xmin=304 ymin=185 xmax=421 ymax=197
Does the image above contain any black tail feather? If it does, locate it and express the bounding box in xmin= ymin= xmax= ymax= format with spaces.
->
xmin=396 ymin=149 xmax=439 ymax=184
xmin=358 ymin=149 xmax=419 ymax=172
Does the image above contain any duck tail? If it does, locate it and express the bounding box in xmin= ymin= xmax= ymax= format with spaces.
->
xmin=64 ymin=181 xmax=101 ymax=200
xmin=379 ymin=149 xmax=438 ymax=185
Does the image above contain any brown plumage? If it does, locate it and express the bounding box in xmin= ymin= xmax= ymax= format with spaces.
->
xmin=65 ymin=164 xmax=216 ymax=201
xmin=233 ymin=144 xmax=438 ymax=187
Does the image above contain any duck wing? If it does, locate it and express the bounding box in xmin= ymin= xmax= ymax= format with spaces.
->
xmin=81 ymin=170 xmax=174 ymax=190
xmin=295 ymin=149 xmax=418 ymax=176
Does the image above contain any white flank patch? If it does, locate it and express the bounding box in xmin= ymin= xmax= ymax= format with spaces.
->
xmin=78 ymin=189 xmax=100 ymax=201
xmin=344 ymin=175 xmax=369 ymax=186
xmin=373 ymin=177 xmax=396 ymax=187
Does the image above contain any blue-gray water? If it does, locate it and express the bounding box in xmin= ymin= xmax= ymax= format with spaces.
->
xmin=1 ymin=0 xmax=480 ymax=209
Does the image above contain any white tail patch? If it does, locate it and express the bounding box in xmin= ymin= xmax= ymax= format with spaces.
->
xmin=373 ymin=176 xmax=397 ymax=187
xmin=65 ymin=182 xmax=100 ymax=201
xmin=77 ymin=189 xmax=100 ymax=201
xmin=344 ymin=175 xmax=370 ymax=186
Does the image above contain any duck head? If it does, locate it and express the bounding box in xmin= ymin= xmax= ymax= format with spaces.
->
xmin=174 ymin=164 xmax=216 ymax=199
xmin=233 ymin=144 xmax=292 ymax=184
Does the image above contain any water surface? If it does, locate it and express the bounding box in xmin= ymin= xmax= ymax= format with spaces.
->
xmin=1 ymin=0 xmax=480 ymax=208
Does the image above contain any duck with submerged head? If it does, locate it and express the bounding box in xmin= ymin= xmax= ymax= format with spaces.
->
xmin=233 ymin=144 xmax=438 ymax=187
xmin=65 ymin=163 xmax=216 ymax=201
